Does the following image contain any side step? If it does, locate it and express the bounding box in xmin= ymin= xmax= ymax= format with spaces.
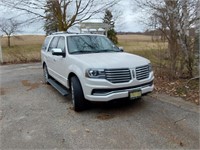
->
xmin=47 ymin=78 xmax=69 ymax=96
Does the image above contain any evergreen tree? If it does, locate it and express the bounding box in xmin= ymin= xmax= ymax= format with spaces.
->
xmin=44 ymin=0 xmax=58 ymax=35
xmin=103 ymin=10 xmax=118 ymax=44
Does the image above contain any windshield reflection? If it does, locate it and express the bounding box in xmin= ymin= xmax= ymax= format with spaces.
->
xmin=67 ymin=35 xmax=120 ymax=54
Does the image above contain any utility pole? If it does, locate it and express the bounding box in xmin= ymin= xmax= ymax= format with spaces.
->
xmin=0 ymin=35 xmax=3 ymax=64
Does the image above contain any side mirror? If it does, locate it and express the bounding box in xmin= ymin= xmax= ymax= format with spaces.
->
xmin=52 ymin=48 xmax=65 ymax=57
xmin=118 ymin=47 xmax=124 ymax=52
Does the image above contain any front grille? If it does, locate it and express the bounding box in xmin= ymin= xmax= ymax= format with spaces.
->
xmin=105 ymin=68 xmax=131 ymax=83
xmin=136 ymin=65 xmax=150 ymax=80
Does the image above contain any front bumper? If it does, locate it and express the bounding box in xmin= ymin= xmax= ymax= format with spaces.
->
xmin=83 ymin=72 xmax=154 ymax=102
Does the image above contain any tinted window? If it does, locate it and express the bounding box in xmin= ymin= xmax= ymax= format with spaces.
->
xmin=48 ymin=36 xmax=59 ymax=52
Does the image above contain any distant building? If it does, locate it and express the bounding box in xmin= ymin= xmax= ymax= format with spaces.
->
xmin=79 ymin=22 xmax=111 ymax=36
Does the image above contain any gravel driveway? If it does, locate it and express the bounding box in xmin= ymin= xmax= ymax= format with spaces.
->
xmin=0 ymin=63 xmax=199 ymax=149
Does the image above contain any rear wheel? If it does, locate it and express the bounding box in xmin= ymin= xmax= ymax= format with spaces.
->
xmin=43 ymin=64 xmax=49 ymax=84
xmin=71 ymin=76 xmax=88 ymax=111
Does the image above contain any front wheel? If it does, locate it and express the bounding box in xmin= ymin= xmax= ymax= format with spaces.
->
xmin=71 ymin=76 xmax=88 ymax=111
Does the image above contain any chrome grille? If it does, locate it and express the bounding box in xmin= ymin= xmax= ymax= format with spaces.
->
xmin=105 ymin=68 xmax=131 ymax=83
xmin=136 ymin=65 xmax=150 ymax=80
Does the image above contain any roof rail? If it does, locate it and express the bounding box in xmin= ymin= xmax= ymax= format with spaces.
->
xmin=51 ymin=31 xmax=79 ymax=35
xmin=51 ymin=31 xmax=66 ymax=35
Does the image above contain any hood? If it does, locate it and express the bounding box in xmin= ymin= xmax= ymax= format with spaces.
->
xmin=71 ymin=52 xmax=150 ymax=69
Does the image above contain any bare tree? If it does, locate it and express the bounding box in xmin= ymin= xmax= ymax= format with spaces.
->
xmin=0 ymin=0 xmax=120 ymax=32
xmin=0 ymin=18 xmax=21 ymax=47
xmin=135 ymin=0 xmax=199 ymax=79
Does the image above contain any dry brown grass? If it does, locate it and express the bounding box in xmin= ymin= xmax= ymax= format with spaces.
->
xmin=1 ymin=35 xmax=45 ymax=64
xmin=118 ymin=34 xmax=152 ymax=42
xmin=2 ymin=44 xmax=42 ymax=64
xmin=117 ymin=34 xmax=167 ymax=52
xmin=1 ymin=34 xmax=167 ymax=64
xmin=1 ymin=35 xmax=45 ymax=47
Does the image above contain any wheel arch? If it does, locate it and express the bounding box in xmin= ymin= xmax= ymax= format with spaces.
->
xmin=67 ymin=65 xmax=84 ymax=89
xmin=68 ymin=72 xmax=77 ymax=89
xmin=42 ymin=62 xmax=46 ymax=68
xmin=68 ymin=72 xmax=86 ymax=99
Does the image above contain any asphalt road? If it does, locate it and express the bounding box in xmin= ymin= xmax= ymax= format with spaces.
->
xmin=0 ymin=63 xmax=199 ymax=149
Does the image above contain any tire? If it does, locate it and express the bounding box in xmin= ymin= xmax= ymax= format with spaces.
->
xmin=71 ymin=76 xmax=88 ymax=111
xmin=43 ymin=64 xmax=49 ymax=84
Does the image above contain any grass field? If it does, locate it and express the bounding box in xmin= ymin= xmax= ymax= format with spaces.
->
xmin=1 ymin=35 xmax=45 ymax=46
xmin=118 ymin=35 xmax=167 ymax=52
xmin=117 ymin=35 xmax=168 ymax=66
xmin=1 ymin=35 xmax=45 ymax=64
xmin=1 ymin=34 xmax=167 ymax=64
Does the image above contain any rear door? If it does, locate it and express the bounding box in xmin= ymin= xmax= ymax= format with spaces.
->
xmin=41 ymin=36 xmax=51 ymax=63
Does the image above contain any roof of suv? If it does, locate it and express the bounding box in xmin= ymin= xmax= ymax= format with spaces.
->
xmin=48 ymin=32 xmax=105 ymax=37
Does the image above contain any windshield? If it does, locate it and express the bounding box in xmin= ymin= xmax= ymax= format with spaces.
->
xmin=67 ymin=35 xmax=120 ymax=54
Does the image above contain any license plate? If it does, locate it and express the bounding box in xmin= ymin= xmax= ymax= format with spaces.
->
xmin=129 ymin=90 xmax=142 ymax=100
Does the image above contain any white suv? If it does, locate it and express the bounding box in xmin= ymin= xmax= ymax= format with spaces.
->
xmin=41 ymin=33 xmax=154 ymax=111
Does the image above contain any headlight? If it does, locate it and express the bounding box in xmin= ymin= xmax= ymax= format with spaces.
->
xmin=149 ymin=63 xmax=153 ymax=72
xmin=86 ymin=69 xmax=106 ymax=78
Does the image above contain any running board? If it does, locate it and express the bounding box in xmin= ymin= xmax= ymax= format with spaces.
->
xmin=47 ymin=78 xmax=69 ymax=96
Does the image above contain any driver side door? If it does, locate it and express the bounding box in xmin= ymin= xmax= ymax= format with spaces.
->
xmin=52 ymin=36 xmax=68 ymax=85
xmin=45 ymin=36 xmax=59 ymax=79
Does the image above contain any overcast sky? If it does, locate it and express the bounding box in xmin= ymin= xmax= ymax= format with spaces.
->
xmin=115 ymin=0 xmax=146 ymax=32
xmin=0 ymin=0 xmax=147 ymax=35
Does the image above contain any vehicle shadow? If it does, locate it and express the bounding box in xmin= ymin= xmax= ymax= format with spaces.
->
xmin=62 ymin=92 xmax=149 ymax=116
xmin=87 ymin=97 xmax=148 ymax=114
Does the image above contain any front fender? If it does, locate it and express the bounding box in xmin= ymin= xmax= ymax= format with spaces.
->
xmin=68 ymin=64 xmax=86 ymax=91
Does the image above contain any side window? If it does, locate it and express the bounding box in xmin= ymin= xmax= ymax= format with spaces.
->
xmin=42 ymin=37 xmax=51 ymax=51
xmin=48 ymin=36 xmax=59 ymax=52
xmin=57 ymin=37 xmax=66 ymax=53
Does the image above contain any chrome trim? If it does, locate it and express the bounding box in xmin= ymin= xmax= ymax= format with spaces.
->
xmin=105 ymin=68 xmax=131 ymax=83
xmin=136 ymin=65 xmax=150 ymax=80
xmin=93 ymin=83 xmax=153 ymax=96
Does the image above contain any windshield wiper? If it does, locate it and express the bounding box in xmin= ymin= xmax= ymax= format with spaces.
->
xmin=70 ymin=50 xmax=93 ymax=54
xmin=95 ymin=49 xmax=120 ymax=53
